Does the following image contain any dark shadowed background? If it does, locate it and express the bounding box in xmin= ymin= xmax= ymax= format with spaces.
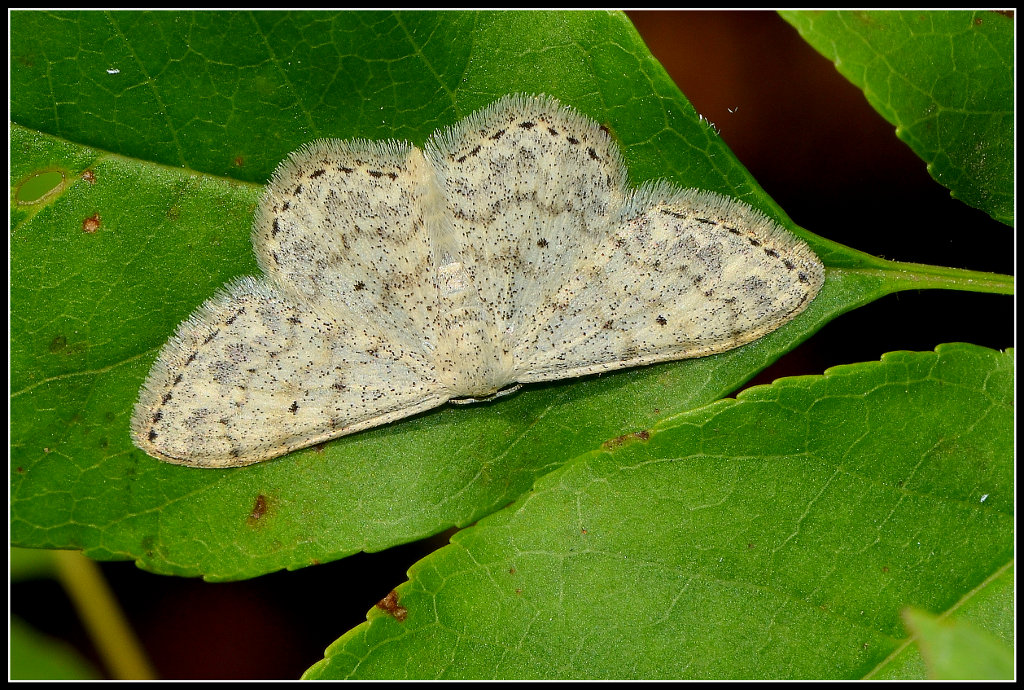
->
xmin=12 ymin=10 xmax=1012 ymax=679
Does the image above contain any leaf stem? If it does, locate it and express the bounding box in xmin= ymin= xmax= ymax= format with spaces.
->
xmin=52 ymin=550 xmax=157 ymax=680
xmin=839 ymin=260 xmax=1014 ymax=296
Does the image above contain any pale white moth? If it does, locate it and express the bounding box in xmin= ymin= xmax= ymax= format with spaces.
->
xmin=131 ymin=94 xmax=824 ymax=467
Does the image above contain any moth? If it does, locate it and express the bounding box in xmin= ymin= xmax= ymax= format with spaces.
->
xmin=131 ymin=94 xmax=823 ymax=467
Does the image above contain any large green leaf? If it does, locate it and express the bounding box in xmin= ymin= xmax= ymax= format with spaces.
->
xmin=306 ymin=343 xmax=1013 ymax=679
xmin=780 ymin=10 xmax=1014 ymax=226
xmin=9 ymin=9 xmax=1011 ymax=590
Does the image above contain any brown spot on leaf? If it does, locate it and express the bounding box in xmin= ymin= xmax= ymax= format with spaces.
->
xmin=49 ymin=335 xmax=67 ymax=353
xmin=233 ymin=155 xmax=245 ymax=167
xmin=247 ymin=494 xmax=269 ymax=525
xmin=82 ymin=213 xmax=101 ymax=233
xmin=601 ymin=429 xmax=651 ymax=450
xmin=375 ymin=590 xmax=408 ymax=622
xmin=81 ymin=170 xmax=96 ymax=184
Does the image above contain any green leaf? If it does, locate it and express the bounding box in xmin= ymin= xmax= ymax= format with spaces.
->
xmin=901 ymin=607 xmax=1014 ymax=680
xmin=780 ymin=10 xmax=1014 ymax=226
xmin=9 ymin=9 xmax=1011 ymax=590
xmin=10 ymin=617 xmax=102 ymax=680
xmin=873 ymin=562 xmax=1015 ymax=679
xmin=6 ymin=10 xmax=822 ymax=579
xmin=305 ymin=344 xmax=1013 ymax=679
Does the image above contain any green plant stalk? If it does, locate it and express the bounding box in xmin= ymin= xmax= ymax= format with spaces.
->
xmin=52 ymin=551 xmax=156 ymax=680
xmin=846 ymin=262 xmax=1014 ymax=296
